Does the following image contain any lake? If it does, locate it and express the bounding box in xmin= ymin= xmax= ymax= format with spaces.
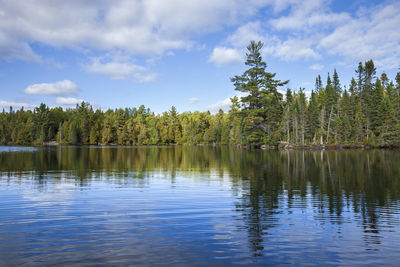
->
xmin=0 ymin=146 xmax=400 ymax=266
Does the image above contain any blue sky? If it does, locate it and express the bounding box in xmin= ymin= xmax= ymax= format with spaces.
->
xmin=0 ymin=0 xmax=399 ymax=113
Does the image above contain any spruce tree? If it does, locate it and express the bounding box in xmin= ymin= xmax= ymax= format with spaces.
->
xmin=306 ymin=90 xmax=319 ymax=142
xmin=371 ymin=78 xmax=384 ymax=135
xmin=339 ymin=90 xmax=352 ymax=143
xmin=333 ymin=69 xmax=342 ymax=98
xmin=380 ymin=97 xmax=400 ymax=145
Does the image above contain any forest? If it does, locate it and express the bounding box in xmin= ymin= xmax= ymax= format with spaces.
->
xmin=1 ymin=41 xmax=400 ymax=148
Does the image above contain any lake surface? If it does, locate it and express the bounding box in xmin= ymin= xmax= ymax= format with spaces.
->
xmin=0 ymin=146 xmax=400 ymax=266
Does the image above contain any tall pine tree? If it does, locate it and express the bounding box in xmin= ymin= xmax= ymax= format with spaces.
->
xmin=231 ymin=40 xmax=288 ymax=145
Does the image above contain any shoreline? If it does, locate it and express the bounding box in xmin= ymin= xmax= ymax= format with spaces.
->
xmin=1 ymin=142 xmax=399 ymax=150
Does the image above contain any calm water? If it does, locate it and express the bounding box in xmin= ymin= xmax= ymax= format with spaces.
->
xmin=0 ymin=146 xmax=400 ymax=266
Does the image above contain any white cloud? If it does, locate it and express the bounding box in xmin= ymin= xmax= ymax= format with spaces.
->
xmin=266 ymin=0 xmax=299 ymax=13
xmin=226 ymin=21 xmax=266 ymax=48
xmin=84 ymin=58 xmax=152 ymax=81
xmin=0 ymin=0 xmax=267 ymax=61
xmin=309 ymin=63 xmax=324 ymax=71
xmin=221 ymin=21 xmax=319 ymax=62
xmin=56 ymin=97 xmax=84 ymax=105
xmin=133 ymin=72 xmax=157 ymax=83
xmin=209 ymin=47 xmax=243 ymax=66
xmin=189 ymin=97 xmax=200 ymax=103
xmin=0 ymin=100 xmax=34 ymax=110
xmin=85 ymin=60 xmax=136 ymax=80
xmin=25 ymin=80 xmax=78 ymax=96
xmin=0 ymin=34 xmax=42 ymax=62
xmin=269 ymin=0 xmax=350 ymax=31
xmin=207 ymin=97 xmax=232 ymax=113
xmin=264 ymin=38 xmax=320 ymax=61
xmin=206 ymin=92 xmax=247 ymax=113
xmin=1 ymin=0 xmax=398 ymax=74
xmin=319 ymin=2 xmax=400 ymax=69
xmin=219 ymin=1 xmax=400 ymax=69
xmin=266 ymin=0 xmax=400 ymax=69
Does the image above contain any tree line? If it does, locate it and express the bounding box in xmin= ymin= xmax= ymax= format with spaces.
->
xmin=1 ymin=41 xmax=400 ymax=147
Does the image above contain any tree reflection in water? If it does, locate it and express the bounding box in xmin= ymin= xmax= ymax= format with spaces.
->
xmin=1 ymin=146 xmax=399 ymax=255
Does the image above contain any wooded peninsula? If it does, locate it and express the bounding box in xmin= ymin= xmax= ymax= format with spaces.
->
xmin=1 ymin=41 xmax=399 ymax=148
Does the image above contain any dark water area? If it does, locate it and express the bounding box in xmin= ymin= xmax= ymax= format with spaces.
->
xmin=0 ymin=146 xmax=400 ymax=266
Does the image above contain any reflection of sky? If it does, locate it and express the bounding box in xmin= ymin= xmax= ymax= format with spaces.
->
xmin=0 ymin=169 xmax=400 ymax=265
xmin=0 ymin=146 xmax=37 ymax=153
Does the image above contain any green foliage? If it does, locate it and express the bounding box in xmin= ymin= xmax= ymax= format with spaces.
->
xmin=1 ymin=45 xmax=399 ymax=148
xmin=306 ymin=90 xmax=320 ymax=141
xmin=231 ymin=40 xmax=288 ymax=145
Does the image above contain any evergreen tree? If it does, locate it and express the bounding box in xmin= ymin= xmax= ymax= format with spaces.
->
xmin=0 ymin=59 xmax=399 ymax=148
xmin=333 ymin=69 xmax=342 ymax=98
xmin=297 ymin=89 xmax=307 ymax=145
xmin=380 ymin=97 xmax=400 ymax=145
xmin=353 ymin=102 xmax=365 ymax=143
xmin=338 ymin=90 xmax=352 ymax=143
xmin=371 ymin=78 xmax=384 ymax=135
xmin=306 ymin=90 xmax=320 ymax=142
xmin=231 ymin=40 xmax=288 ymax=145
